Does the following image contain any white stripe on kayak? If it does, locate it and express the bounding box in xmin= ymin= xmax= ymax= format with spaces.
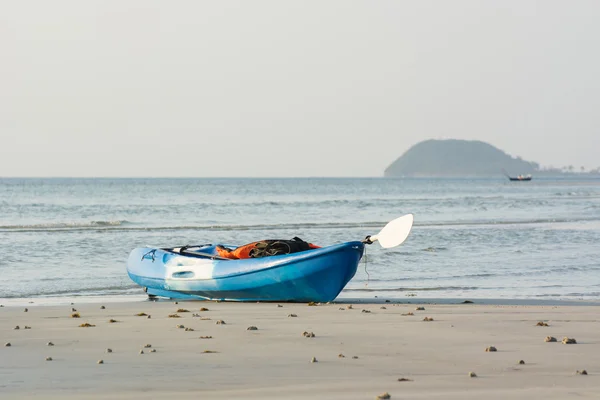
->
xmin=165 ymin=256 xmax=216 ymax=280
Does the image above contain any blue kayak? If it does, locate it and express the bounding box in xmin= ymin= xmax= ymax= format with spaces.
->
xmin=126 ymin=241 xmax=365 ymax=303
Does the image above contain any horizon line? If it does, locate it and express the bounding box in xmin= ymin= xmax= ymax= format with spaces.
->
xmin=1 ymin=173 xmax=598 ymax=179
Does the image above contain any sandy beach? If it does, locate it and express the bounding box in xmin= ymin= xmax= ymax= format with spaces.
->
xmin=1 ymin=299 xmax=599 ymax=399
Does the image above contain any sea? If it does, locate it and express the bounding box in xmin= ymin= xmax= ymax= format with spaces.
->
xmin=1 ymin=177 xmax=600 ymax=306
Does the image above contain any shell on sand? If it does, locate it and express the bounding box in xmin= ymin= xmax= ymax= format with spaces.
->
xmin=98 ymin=359 xmax=104 ymax=364
xmin=338 ymin=353 xmax=345 ymax=358
xmin=415 ymin=307 xmax=425 ymax=311
xmin=45 ymin=357 xmax=52 ymax=361
xmin=79 ymin=322 xmax=95 ymax=328
xmin=150 ymin=349 xmax=157 ymax=353
xmin=14 ymin=326 xmax=19 ymax=330
xmin=536 ymin=321 xmax=549 ymax=326
xmin=288 ymin=314 xmax=298 ymax=317
xmin=485 ymin=346 xmax=497 ymax=352
xmin=144 ymin=344 xmax=152 ymax=348
xmin=100 ymin=305 xmax=106 ymax=309
xmin=177 ymin=309 xmax=189 ymax=313
xmin=362 ymin=309 xmax=371 ymax=313
xmin=375 ymin=392 xmax=390 ymax=399
xmin=185 ymin=327 xmax=195 ymax=331
xmin=247 ymin=326 xmax=258 ymax=331
xmin=398 ymin=378 xmax=413 ymax=382
xmin=303 ymin=331 xmax=315 ymax=338
xmin=5 ymin=343 xmax=11 ymax=347
xmin=380 ymin=306 xmax=387 ymax=309
xmin=200 ymin=307 xmax=209 ymax=311
xmin=168 ymin=314 xmax=181 ymax=318
xmin=423 ymin=317 xmax=434 ymax=321
xmin=199 ymin=336 xmax=213 ymax=339
xmin=469 ymin=372 xmax=477 ymax=377
xmin=310 ymin=357 xmax=318 ymax=363
xmin=71 ymin=312 xmax=80 ymax=318
xmin=106 ymin=348 xmax=113 ymax=353
xmin=176 ymin=324 xmax=185 ymax=329
xmin=576 ymin=370 xmax=588 ymax=375
xmin=402 ymin=312 xmax=414 ymax=316
xmin=139 ymin=349 xmax=144 ymax=354
xmin=545 ymin=336 xmax=557 ymax=342
xmin=216 ymin=320 xmax=226 ymax=325
xmin=47 ymin=342 xmax=54 ymax=346
xmin=562 ymin=337 xmax=577 ymax=344
xmin=518 ymin=360 xmax=525 ymax=365
xmin=135 ymin=312 xmax=148 ymax=316
xmin=352 ymin=356 xmax=359 ymax=359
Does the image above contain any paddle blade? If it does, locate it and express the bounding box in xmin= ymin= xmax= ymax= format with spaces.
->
xmin=370 ymin=214 xmax=414 ymax=248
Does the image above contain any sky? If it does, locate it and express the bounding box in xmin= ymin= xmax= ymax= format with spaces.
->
xmin=1 ymin=1 xmax=599 ymax=177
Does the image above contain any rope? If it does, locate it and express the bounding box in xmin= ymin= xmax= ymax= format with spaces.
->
xmin=364 ymin=246 xmax=370 ymax=286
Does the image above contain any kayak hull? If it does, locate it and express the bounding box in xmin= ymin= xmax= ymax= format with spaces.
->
xmin=126 ymin=241 xmax=365 ymax=303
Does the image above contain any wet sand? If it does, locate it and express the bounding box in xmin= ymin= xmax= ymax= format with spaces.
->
xmin=1 ymin=300 xmax=599 ymax=399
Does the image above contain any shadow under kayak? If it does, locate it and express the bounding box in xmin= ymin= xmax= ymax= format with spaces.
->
xmin=126 ymin=241 xmax=365 ymax=303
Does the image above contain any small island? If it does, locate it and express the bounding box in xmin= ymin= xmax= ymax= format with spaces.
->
xmin=384 ymin=139 xmax=599 ymax=178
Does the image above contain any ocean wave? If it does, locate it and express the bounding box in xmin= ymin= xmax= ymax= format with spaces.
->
xmin=2 ymin=195 xmax=514 ymax=209
xmin=533 ymin=292 xmax=600 ymax=298
xmin=427 ymin=216 xmax=600 ymax=227
xmin=357 ymin=264 xmax=599 ymax=282
xmin=388 ymin=272 xmax=498 ymax=281
xmin=0 ymin=220 xmax=130 ymax=230
xmin=554 ymin=191 xmax=600 ymax=197
xmin=343 ymin=286 xmax=480 ymax=292
xmin=0 ymin=220 xmax=391 ymax=233
xmin=0 ymin=284 xmax=140 ymax=299
xmin=2 ymin=216 xmax=600 ymax=233
xmin=422 ymin=246 xmax=448 ymax=252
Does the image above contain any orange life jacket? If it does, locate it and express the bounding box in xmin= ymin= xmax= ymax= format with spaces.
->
xmin=216 ymin=238 xmax=320 ymax=260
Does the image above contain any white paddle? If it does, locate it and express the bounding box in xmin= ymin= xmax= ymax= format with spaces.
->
xmin=363 ymin=214 xmax=414 ymax=248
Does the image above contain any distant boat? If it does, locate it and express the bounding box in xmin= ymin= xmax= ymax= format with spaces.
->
xmin=508 ymin=175 xmax=532 ymax=181
xmin=502 ymin=169 xmax=532 ymax=181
